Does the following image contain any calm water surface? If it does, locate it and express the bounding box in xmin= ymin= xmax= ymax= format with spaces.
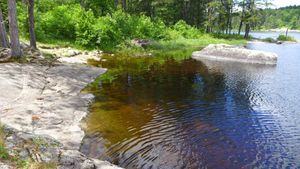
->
xmin=250 ymin=31 xmax=300 ymax=41
xmin=81 ymin=33 xmax=300 ymax=168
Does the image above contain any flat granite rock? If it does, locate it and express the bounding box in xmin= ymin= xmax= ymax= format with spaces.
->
xmin=0 ymin=63 xmax=106 ymax=150
xmin=192 ymin=44 xmax=278 ymax=65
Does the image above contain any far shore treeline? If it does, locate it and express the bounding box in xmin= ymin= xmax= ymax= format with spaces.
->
xmin=0 ymin=0 xmax=299 ymax=57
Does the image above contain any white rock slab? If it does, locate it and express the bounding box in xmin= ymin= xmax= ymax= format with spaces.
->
xmin=192 ymin=44 xmax=278 ymax=65
xmin=0 ymin=63 xmax=106 ymax=150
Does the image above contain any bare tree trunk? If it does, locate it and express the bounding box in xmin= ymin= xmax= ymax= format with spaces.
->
xmin=244 ymin=23 xmax=250 ymax=38
xmin=0 ymin=8 xmax=9 ymax=48
xmin=28 ymin=0 xmax=37 ymax=49
xmin=238 ymin=20 xmax=243 ymax=35
xmin=8 ymin=0 xmax=22 ymax=57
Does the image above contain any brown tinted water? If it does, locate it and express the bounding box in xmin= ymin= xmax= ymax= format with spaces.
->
xmin=81 ymin=41 xmax=300 ymax=168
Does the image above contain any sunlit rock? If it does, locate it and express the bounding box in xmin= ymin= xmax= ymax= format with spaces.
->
xmin=192 ymin=44 xmax=278 ymax=65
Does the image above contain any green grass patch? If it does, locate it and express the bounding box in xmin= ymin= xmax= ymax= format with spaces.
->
xmin=277 ymin=34 xmax=297 ymax=42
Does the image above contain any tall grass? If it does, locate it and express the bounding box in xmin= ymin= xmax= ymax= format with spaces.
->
xmin=277 ymin=34 xmax=297 ymax=42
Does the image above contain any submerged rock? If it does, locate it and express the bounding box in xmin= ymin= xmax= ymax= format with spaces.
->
xmin=192 ymin=44 xmax=278 ymax=65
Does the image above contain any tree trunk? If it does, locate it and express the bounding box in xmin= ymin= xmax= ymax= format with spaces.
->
xmin=8 ymin=0 xmax=22 ymax=57
xmin=238 ymin=20 xmax=243 ymax=35
xmin=0 ymin=7 xmax=9 ymax=48
xmin=238 ymin=0 xmax=246 ymax=35
xmin=28 ymin=0 xmax=37 ymax=49
xmin=244 ymin=23 xmax=250 ymax=38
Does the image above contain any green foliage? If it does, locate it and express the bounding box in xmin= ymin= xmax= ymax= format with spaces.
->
xmin=75 ymin=10 xmax=168 ymax=51
xmin=211 ymin=33 xmax=246 ymax=40
xmin=262 ymin=37 xmax=277 ymax=43
xmin=277 ymin=34 xmax=297 ymax=42
xmin=170 ymin=20 xmax=202 ymax=39
xmin=0 ymin=125 xmax=5 ymax=146
xmin=0 ymin=145 xmax=9 ymax=160
xmin=15 ymin=0 xmax=247 ymax=52
xmin=39 ymin=4 xmax=84 ymax=39
xmin=258 ymin=6 xmax=300 ymax=30
xmin=0 ymin=125 xmax=8 ymax=160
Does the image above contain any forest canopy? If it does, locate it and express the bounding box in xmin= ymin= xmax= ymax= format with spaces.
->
xmin=256 ymin=5 xmax=300 ymax=30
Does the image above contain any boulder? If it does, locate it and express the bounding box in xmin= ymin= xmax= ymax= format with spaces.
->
xmin=192 ymin=44 xmax=278 ymax=65
xmin=131 ymin=39 xmax=152 ymax=48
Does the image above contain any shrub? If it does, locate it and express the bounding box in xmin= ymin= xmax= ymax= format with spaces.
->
xmin=262 ymin=37 xmax=277 ymax=43
xmin=74 ymin=10 xmax=97 ymax=46
xmin=172 ymin=20 xmax=202 ymax=39
xmin=277 ymin=34 xmax=296 ymax=42
xmin=38 ymin=4 xmax=85 ymax=40
xmin=75 ymin=10 xmax=168 ymax=51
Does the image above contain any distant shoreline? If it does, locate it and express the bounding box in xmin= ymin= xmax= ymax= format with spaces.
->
xmin=256 ymin=28 xmax=300 ymax=33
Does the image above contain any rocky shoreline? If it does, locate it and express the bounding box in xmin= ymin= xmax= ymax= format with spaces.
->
xmin=1 ymin=126 xmax=121 ymax=169
xmin=0 ymin=47 xmax=122 ymax=168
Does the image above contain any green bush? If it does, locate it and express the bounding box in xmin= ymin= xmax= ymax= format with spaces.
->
xmin=171 ymin=20 xmax=202 ymax=39
xmin=17 ymin=3 xmax=244 ymax=52
xmin=74 ymin=10 xmax=97 ymax=46
xmin=75 ymin=10 xmax=168 ymax=51
xmin=39 ymin=5 xmax=85 ymax=39
xmin=277 ymin=34 xmax=296 ymax=42
xmin=262 ymin=37 xmax=277 ymax=43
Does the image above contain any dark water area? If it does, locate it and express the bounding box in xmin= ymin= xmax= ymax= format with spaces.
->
xmin=81 ymin=34 xmax=300 ymax=168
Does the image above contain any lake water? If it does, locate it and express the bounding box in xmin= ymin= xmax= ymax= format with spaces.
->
xmin=81 ymin=33 xmax=300 ymax=168
xmin=250 ymin=31 xmax=300 ymax=41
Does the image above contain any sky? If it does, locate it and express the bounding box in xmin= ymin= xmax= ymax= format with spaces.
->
xmin=272 ymin=0 xmax=300 ymax=8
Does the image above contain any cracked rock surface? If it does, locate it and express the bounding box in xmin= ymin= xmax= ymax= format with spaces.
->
xmin=0 ymin=63 xmax=106 ymax=150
